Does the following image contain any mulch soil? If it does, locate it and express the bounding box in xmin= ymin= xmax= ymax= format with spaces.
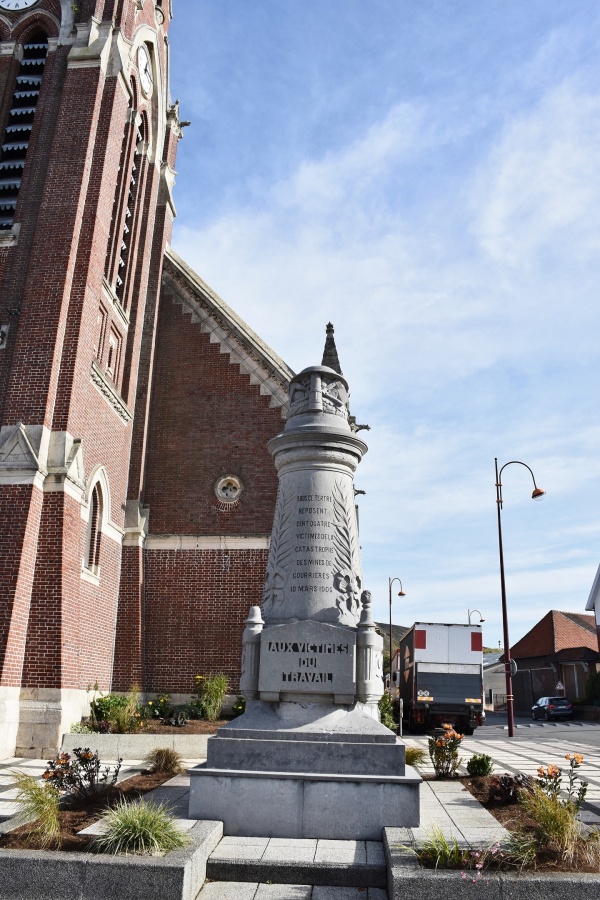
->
xmin=138 ymin=719 xmax=226 ymax=734
xmin=458 ymin=775 xmax=537 ymax=832
xmin=0 ymin=770 xmax=174 ymax=852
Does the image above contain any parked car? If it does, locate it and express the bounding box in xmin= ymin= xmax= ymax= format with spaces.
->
xmin=531 ymin=696 xmax=573 ymax=721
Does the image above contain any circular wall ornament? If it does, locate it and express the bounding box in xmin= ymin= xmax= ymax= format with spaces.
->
xmin=214 ymin=474 xmax=244 ymax=508
xmin=0 ymin=0 xmax=40 ymax=9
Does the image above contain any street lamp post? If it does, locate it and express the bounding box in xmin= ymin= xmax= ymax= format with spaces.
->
xmin=495 ymin=458 xmax=545 ymax=737
xmin=388 ymin=577 xmax=405 ymax=683
xmin=468 ymin=609 xmax=485 ymax=625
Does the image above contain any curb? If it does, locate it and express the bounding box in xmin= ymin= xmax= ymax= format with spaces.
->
xmin=60 ymin=733 xmax=210 ymax=759
xmin=0 ymin=820 xmax=222 ymax=900
xmin=382 ymin=829 xmax=600 ymax=899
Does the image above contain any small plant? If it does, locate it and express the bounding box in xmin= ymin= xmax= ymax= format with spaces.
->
xmin=145 ymin=692 xmax=171 ymax=719
xmin=378 ymin=692 xmax=396 ymax=730
xmin=232 ymin=695 xmax=246 ymax=718
xmin=70 ymin=721 xmax=95 ymax=734
xmin=405 ymin=746 xmax=427 ymax=768
xmin=428 ymin=724 xmax=463 ymax=778
xmin=90 ymin=692 xmax=128 ymax=726
xmin=43 ymin=749 xmax=122 ymax=801
xmin=93 ymin=799 xmax=190 ymax=855
xmin=417 ymin=825 xmax=464 ymax=869
xmin=191 ymin=673 xmax=229 ymax=721
xmin=12 ymin=772 xmax=61 ymax=849
xmin=466 ymin=753 xmax=493 ymax=776
xmin=488 ymin=772 xmax=533 ymax=804
xmin=537 ymin=754 xmax=588 ymax=810
xmin=142 ymin=747 xmax=186 ymax=775
xmin=167 ymin=706 xmax=189 ymax=727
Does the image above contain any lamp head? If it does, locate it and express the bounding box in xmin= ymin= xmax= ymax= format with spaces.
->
xmin=531 ymin=487 xmax=545 ymax=501
xmin=398 ymin=590 xmax=406 ymax=597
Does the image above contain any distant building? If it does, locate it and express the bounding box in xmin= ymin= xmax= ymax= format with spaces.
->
xmin=500 ymin=611 xmax=600 ymax=710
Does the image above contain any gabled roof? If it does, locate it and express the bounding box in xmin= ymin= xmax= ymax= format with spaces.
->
xmin=162 ymin=247 xmax=294 ymax=415
xmin=509 ymin=610 xmax=599 ymax=660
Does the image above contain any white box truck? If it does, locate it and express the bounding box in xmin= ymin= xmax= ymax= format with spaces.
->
xmin=390 ymin=622 xmax=485 ymax=734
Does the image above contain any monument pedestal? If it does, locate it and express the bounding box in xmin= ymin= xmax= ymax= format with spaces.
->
xmin=188 ymin=700 xmax=421 ymax=839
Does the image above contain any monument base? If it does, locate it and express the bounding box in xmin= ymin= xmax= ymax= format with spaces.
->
xmin=188 ymin=764 xmax=421 ymax=839
xmin=188 ymin=700 xmax=421 ymax=839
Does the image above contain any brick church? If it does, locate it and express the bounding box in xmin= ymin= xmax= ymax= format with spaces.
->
xmin=0 ymin=0 xmax=296 ymax=758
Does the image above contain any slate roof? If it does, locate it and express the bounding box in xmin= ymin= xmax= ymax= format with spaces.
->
xmin=508 ymin=610 xmax=599 ymax=661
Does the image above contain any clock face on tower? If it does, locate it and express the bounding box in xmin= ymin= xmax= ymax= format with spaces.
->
xmin=137 ymin=44 xmax=153 ymax=98
xmin=0 ymin=0 xmax=40 ymax=10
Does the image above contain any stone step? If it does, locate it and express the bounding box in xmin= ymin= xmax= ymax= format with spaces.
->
xmin=206 ymin=837 xmax=387 ymax=889
xmin=199 ymin=884 xmax=388 ymax=899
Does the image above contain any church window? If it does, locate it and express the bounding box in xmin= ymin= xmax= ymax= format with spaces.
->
xmin=86 ymin=484 xmax=103 ymax=575
xmin=105 ymin=103 xmax=147 ymax=311
xmin=106 ymin=328 xmax=121 ymax=381
xmin=0 ymin=33 xmax=48 ymax=231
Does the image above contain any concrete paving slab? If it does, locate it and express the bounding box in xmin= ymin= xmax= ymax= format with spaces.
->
xmin=268 ymin=838 xmax=318 ymax=848
xmin=211 ymin=844 xmax=268 ymax=860
xmin=314 ymin=842 xmax=366 ymax=863
xmin=261 ymin=847 xmax=317 ymax=863
xmin=218 ymin=836 xmax=270 ymax=848
xmin=254 ymin=886 xmax=312 ymax=899
xmin=365 ymin=842 xmax=385 ymax=865
xmin=200 ymin=884 xmax=259 ymax=899
xmin=0 ymin=800 xmax=21 ymax=815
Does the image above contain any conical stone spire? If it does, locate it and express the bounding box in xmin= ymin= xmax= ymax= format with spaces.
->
xmin=321 ymin=322 xmax=343 ymax=375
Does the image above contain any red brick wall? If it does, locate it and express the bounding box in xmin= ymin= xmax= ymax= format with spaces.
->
xmin=143 ymin=298 xmax=283 ymax=536
xmin=142 ymin=548 xmax=270 ymax=693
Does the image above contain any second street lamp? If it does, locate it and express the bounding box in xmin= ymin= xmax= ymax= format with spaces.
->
xmin=388 ymin=577 xmax=405 ymax=685
xmin=495 ymin=458 xmax=545 ymax=738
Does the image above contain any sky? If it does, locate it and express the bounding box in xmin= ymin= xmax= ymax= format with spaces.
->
xmin=167 ymin=1 xmax=600 ymax=651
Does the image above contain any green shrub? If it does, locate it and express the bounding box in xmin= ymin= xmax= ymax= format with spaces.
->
xmin=90 ymin=692 xmax=128 ymax=725
xmin=466 ymin=753 xmax=493 ymax=776
xmin=405 ymin=746 xmax=427 ymax=768
xmin=70 ymin=721 xmax=95 ymax=734
xmin=94 ymin=800 xmax=190 ymax=855
xmin=12 ymin=772 xmax=61 ymax=849
xmin=519 ymin=786 xmax=581 ymax=862
xmin=91 ymin=687 xmax=143 ymax=734
xmin=232 ymin=695 xmax=246 ymax=718
xmin=378 ymin=693 xmax=396 ymax=730
xmin=143 ymin=747 xmax=185 ymax=775
xmin=191 ymin=673 xmax=229 ymax=721
xmin=144 ymin=692 xmax=171 ymax=719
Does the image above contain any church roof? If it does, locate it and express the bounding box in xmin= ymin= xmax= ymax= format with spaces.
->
xmin=162 ymin=248 xmax=294 ymax=414
xmin=508 ymin=610 xmax=599 ymax=661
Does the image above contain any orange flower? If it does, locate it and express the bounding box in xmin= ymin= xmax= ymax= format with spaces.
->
xmin=538 ymin=766 xmax=546 ymax=777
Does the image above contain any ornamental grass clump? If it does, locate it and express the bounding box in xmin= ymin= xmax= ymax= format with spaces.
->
xmin=428 ymin=724 xmax=463 ymax=778
xmin=191 ymin=672 xmax=228 ymax=721
xmin=405 ymin=746 xmax=427 ymax=768
xmin=12 ymin=772 xmax=61 ymax=849
xmin=143 ymin=747 xmax=186 ymax=775
xmin=93 ymin=799 xmax=190 ymax=855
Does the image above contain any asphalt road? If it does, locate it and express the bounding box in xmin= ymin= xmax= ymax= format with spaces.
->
xmin=475 ymin=711 xmax=600 ymax=746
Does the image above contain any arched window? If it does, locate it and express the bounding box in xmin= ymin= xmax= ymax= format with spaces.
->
xmin=86 ymin=483 xmax=103 ymax=575
xmin=0 ymin=31 xmax=48 ymax=231
xmin=105 ymin=93 xmax=148 ymax=312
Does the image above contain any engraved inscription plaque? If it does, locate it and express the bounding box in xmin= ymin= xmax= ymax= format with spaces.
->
xmin=258 ymin=620 xmax=356 ymax=698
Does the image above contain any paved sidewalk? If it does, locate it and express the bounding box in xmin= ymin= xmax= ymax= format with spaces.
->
xmin=3 ymin=736 xmax=598 ymax=897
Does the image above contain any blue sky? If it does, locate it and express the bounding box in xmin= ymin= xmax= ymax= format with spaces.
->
xmin=168 ymin=1 xmax=600 ymax=651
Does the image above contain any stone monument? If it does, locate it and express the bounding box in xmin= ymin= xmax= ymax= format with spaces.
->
xmin=188 ymin=325 xmax=421 ymax=839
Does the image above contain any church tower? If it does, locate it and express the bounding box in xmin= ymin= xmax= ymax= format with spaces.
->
xmin=0 ymin=0 xmax=183 ymax=757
